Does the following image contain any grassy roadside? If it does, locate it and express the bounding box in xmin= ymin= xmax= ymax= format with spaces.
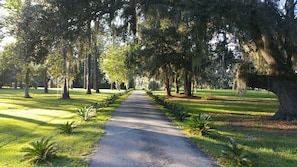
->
xmin=150 ymin=89 xmax=297 ymax=167
xmin=0 ymin=88 xmax=133 ymax=167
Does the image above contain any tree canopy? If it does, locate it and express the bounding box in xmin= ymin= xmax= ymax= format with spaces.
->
xmin=0 ymin=0 xmax=297 ymax=120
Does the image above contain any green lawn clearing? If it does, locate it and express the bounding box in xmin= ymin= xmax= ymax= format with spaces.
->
xmin=0 ymin=88 xmax=132 ymax=167
xmin=152 ymin=89 xmax=297 ymax=167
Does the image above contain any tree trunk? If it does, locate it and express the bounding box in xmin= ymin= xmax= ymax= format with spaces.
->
xmin=164 ymin=72 xmax=171 ymax=96
xmin=83 ymin=59 xmax=87 ymax=89
xmin=241 ymin=73 xmax=297 ymax=120
xmin=62 ymin=78 xmax=70 ymax=99
xmin=24 ymin=67 xmax=31 ymax=98
xmin=86 ymin=20 xmax=92 ymax=94
xmin=50 ymin=78 xmax=54 ymax=88
xmin=62 ymin=45 xmax=70 ymax=99
xmin=14 ymin=65 xmax=18 ymax=90
xmin=14 ymin=78 xmax=18 ymax=90
xmin=86 ymin=54 xmax=92 ymax=94
xmin=93 ymin=54 xmax=100 ymax=93
xmin=175 ymin=75 xmax=179 ymax=94
xmin=43 ymin=67 xmax=49 ymax=93
xmin=20 ymin=79 xmax=23 ymax=89
xmin=184 ymin=70 xmax=192 ymax=96
xmin=165 ymin=77 xmax=171 ymax=96
xmin=93 ymin=20 xmax=100 ymax=93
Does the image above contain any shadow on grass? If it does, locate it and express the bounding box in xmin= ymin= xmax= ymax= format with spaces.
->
xmin=1 ymin=88 xmax=123 ymax=112
xmin=35 ymin=155 xmax=88 ymax=167
xmin=0 ymin=113 xmax=48 ymax=126
xmin=190 ymin=132 xmax=297 ymax=167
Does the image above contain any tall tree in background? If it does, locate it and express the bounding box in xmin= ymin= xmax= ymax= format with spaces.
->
xmin=221 ymin=0 xmax=297 ymax=120
xmin=2 ymin=0 xmax=297 ymax=120
xmin=100 ymin=44 xmax=132 ymax=90
xmin=14 ymin=2 xmax=52 ymax=98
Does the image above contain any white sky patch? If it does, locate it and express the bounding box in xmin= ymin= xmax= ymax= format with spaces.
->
xmin=0 ymin=36 xmax=16 ymax=51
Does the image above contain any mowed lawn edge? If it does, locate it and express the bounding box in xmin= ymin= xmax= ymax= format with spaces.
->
xmin=0 ymin=88 xmax=133 ymax=167
xmin=151 ymin=89 xmax=297 ymax=167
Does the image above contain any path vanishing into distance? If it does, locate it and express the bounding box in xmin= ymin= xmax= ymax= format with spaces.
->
xmin=90 ymin=90 xmax=218 ymax=167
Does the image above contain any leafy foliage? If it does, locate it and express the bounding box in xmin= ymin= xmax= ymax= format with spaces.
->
xmin=146 ymin=90 xmax=189 ymax=121
xmin=166 ymin=103 xmax=189 ymax=121
xmin=100 ymin=44 xmax=132 ymax=90
xmin=221 ymin=137 xmax=251 ymax=167
xmin=76 ymin=106 xmax=95 ymax=121
xmin=59 ymin=121 xmax=75 ymax=134
xmin=187 ymin=113 xmax=213 ymax=136
xmin=20 ymin=136 xmax=57 ymax=163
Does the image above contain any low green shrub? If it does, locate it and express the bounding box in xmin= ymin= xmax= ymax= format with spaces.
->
xmin=59 ymin=121 xmax=75 ymax=134
xmin=153 ymin=95 xmax=165 ymax=105
xmin=221 ymin=137 xmax=251 ymax=167
xmin=170 ymin=104 xmax=190 ymax=121
xmin=91 ymin=102 xmax=100 ymax=112
xmin=76 ymin=106 xmax=95 ymax=121
xmin=102 ymin=94 xmax=119 ymax=107
xmin=20 ymin=136 xmax=57 ymax=163
xmin=147 ymin=91 xmax=189 ymax=121
xmin=186 ymin=113 xmax=213 ymax=135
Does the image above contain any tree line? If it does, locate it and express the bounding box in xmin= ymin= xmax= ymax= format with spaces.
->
xmin=0 ymin=0 xmax=296 ymax=120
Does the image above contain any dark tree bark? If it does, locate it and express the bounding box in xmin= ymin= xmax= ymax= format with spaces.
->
xmin=86 ymin=20 xmax=92 ymax=94
xmin=184 ymin=70 xmax=192 ymax=97
xmin=175 ymin=74 xmax=179 ymax=94
xmin=93 ymin=48 xmax=100 ymax=93
xmin=14 ymin=65 xmax=18 ymax=90
xmin=240 ymin=73 xmax=297 ymax=120
xmin=24 ymin=67 xmax=31 ymax=98
xmin=86 ymin=54 xmax=92 ymax=94
xmin=14 ymin=78 xmax=18 ymax=90
xmin=83 ymin=59 xmax=87 ymax=89
xmin=19 ymin=79 xmax=23 ymax=89
xmin=236 ymin=4 xmax=297 ymax=120
xmin=61 ymin=45 xmax=70 ymax=99
xmin=43 ymin=67 xmax=49 ymax=93
xmin=62 ymin=78 xmax=70 ymax=99
xmin=164 ymin=69 xmax=171 ymax=96
xmin=165 ymin=76 xmax=171 ymax=96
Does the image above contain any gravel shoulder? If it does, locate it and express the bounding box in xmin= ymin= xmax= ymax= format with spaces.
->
xmin=89 ymin=90 xmax=218 ymax=167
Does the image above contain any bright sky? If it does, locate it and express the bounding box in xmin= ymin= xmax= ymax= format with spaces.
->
xmin=0 ymin=0 xmax=15 ymax=50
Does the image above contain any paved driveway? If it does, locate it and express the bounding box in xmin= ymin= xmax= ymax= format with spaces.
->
xmin=90 ymin=90 xmax=218 ymax=167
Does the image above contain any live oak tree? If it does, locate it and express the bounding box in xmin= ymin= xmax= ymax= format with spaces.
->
xmin=100 ymin=44 xmax=132 ymax=90
xmin=216 ymin=0 xmax=297 ymax=120
xmin=6 ymin=0 xmax=297 ymax=120
xmin=125 ymin=0 xmax=297 ymax=120
xmin=241 ymin=1 xmax=297 ymax=120
xmin=0 ymin=44 xmax=16 ymax=88
xmin=13 ymin=2 xmax=52 ymax=98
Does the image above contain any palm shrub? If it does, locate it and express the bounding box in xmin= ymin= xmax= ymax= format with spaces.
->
xmin=76 ymin=106 xmax=95 ymax=121
xmin=59 ymin=121 xmax=75 ymax=134
xmin=221 ymin=137 xmax=251 ymax=166
xmin=170 ymin=105 xmax=190 ymax=121
xmin=20 ymin=136 xmax=57 ymax=163
xmin=186 ymin=113 xmax=213 ymax=135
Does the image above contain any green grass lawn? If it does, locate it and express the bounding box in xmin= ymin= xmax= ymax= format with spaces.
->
xmin=152 ymin=89 xmax=297 ymax=167
xmin=0 ymin=88 xmax=131 ymax=167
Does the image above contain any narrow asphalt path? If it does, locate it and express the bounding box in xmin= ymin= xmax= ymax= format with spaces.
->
xmin=90 ymin=90 xmax=218 ymax=167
